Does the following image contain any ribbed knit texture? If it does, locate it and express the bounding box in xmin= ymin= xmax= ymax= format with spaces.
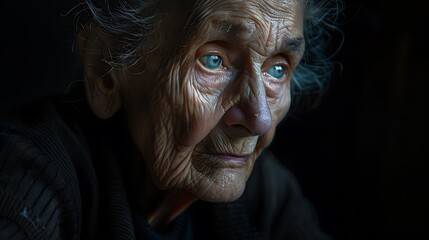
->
xmin=0 ymin=100 xmax=83 ymax=239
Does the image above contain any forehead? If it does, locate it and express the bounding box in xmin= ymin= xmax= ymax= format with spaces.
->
xmin=194 ymin=0 xmax=303 ymax=25
xmin=185 ymin=0 xmax=305 ymax=53
xmin=198 ymin=0 xmax=304 ymax=20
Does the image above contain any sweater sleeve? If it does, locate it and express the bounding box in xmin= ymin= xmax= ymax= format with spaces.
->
xmin=0 ymin=128 xmax=81 ymax=240
xmin=0 ymin=106 xmax=85 ymax=240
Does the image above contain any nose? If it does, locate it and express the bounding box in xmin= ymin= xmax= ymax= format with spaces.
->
xmin=222 ymin=71 xmax=272 ymax=136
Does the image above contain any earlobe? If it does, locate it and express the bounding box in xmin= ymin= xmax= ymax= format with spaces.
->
xmin=77 ymin=25 xmax=122 ymax=119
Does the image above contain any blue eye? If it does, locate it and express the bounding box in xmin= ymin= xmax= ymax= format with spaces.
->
xmin=200 ymin=55 xmax=223 ymax=70
xmin=267 ymin=65 xmax=285 ymax=79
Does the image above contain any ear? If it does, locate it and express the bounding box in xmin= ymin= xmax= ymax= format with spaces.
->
xmin=77 ymin=24 xmax=122 ymax=119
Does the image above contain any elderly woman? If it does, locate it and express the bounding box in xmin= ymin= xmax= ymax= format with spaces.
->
xmin=0 ymin=0 xmax=341 ymax=239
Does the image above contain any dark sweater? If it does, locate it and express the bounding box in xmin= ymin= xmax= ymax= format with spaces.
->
xmin=0 ymin=98 xmax=333 ymax=240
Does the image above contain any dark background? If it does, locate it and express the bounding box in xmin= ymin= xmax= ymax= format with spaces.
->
xmin=271 ymin=0 xmax=429 ymax=239
xmin=1 ymin=1 xmax=428 ymax=239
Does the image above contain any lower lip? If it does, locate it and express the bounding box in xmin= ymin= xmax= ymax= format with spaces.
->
xmin=210 ymin=154 xmax=250 ymax=165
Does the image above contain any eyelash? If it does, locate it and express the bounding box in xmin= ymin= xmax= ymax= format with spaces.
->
xmin=264 ymin=64 xmax=289 ymax=81
xmin=199 ymin=55 xmax=225 ymax=71
xmin=197 ymin=50 xmax=289 ymax=83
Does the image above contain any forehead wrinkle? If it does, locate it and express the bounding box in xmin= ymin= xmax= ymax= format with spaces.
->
xmin=258 ymin=0 xmax=303 ymax=19
xmin=211 ymin=18 xmax=257 ymax=38
xmin=209 ymin=17 xmax=302 ymax=57
xmin=193 ymin=0 xmax=301 ymax=32
xmin=185 ymin=0 xmax=304 ymax=57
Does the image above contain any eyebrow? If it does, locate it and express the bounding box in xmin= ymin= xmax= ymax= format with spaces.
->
xmin=282 ymin=37 xmax=305 ymax=54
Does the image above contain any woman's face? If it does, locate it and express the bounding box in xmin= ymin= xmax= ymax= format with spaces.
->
xmin=120 ymin=0 xmax=304 ymax=202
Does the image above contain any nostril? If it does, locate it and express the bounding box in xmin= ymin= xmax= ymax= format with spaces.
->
xmin=223 ymin=106 xmax=245 ymax=128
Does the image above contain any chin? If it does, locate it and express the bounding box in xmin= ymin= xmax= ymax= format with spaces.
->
xmin=189 ymin=167 xmax=249 ymax=203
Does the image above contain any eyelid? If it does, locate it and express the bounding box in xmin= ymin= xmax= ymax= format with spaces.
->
xmin=264 ymin=53 xmax=288 ymax=66
xmin=261 ymin=55 xmax=290 ymax=82
xmin=262 ymin=56 xmax=289 ymax=73
xmin=196 ymin=43 xmax=232 ymax=68
xmin=197 ymin=55 xmax=228 ymax=74
xmin=198 ymin=55 xmax=224 ymax=72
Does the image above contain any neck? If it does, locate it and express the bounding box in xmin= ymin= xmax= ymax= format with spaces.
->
xmin=146 ymin=189 xmax=197 ymax=232
xmin=135 ymin=166 xmax=197 ymax=232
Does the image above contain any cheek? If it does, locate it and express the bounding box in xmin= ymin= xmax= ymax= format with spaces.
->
xmin=143 ymin=62 xmax=227 ymax=150
xmin=269 ymin=82 xmax=291 ymax=124
xmin=175 ymin=70 xmax=227 ymax=147
xmin=273 ymin=94 xmax=290 ymax=124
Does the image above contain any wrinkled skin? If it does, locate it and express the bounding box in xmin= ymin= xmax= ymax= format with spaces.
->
xmin=117 ymin=0 xmax=305 ymax=204
xmin=80 ymin=0 xmax=305 ymax=222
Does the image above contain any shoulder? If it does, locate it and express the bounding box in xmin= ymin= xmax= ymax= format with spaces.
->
xmin=0 ymin=98 xmax=88 ymax=239
xmin=0 ymin=98 xmax=90 ymax=180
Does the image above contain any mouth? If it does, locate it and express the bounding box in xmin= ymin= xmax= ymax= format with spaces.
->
xmin=206 ymin=153 xmax=251 ymax=167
